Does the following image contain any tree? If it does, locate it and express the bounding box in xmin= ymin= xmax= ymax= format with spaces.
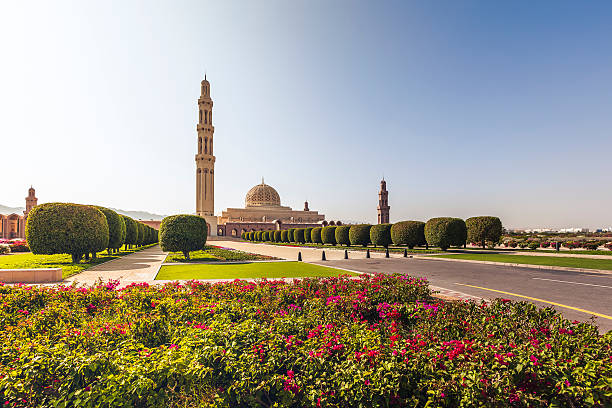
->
xmin=159 ymin=215 xmax=207 ymax=260
xmin=466 ymin=216 xmax=502 ymax=248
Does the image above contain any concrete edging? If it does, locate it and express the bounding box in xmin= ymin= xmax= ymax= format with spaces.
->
xmin=0 ymin=268 xmax=63 ymax=283
xmin=415 ymin=256 xmax=612 ymax=275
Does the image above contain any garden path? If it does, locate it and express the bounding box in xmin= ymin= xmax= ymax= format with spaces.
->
xmin=213 ymin=240 xmax=397 ymax=262
xmin=65 ymin=245 xmax=167 ymax=286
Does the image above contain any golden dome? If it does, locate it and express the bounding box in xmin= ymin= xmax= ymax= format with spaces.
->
xmin=245 ymin=180 xmax=281 ymax=207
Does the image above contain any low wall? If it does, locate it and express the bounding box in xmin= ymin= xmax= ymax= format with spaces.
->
xmin=0 ymin=268 xmax=62 ymax=283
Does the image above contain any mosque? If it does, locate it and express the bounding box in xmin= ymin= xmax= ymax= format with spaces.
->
xmin=195 ymin=76 xmax=338 ymax=237
xmin=0 ymin=187 xmax=37 ymax=240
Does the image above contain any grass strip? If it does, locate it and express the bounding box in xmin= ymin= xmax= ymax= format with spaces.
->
xmin=434 ymin=253 xmax=612 ymax=271
xmin=0 ymin=244 xmax=156 ymax=278
xmin=156 ymin=261 xmax=357 ymax=280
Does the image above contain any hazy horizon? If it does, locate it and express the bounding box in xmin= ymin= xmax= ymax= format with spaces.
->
xmin=1 ymin=1 xmax=611 ymax=230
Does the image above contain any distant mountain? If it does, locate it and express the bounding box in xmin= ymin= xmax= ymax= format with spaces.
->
xmin=0 ymin=205 xmax=24 ymax=215
xmin=110 ymin=208 xmax=167 ymax=221
xmin=0 ymin=204 xmax=166 ymax=221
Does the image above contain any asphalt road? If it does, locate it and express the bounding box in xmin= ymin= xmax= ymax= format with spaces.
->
xmin=314 ymin=257 xmax=612 ymax=333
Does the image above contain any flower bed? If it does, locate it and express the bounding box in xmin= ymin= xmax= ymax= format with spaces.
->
xmin=165 ymin=245 xmax=279 ymax=263
xmin=0 ymin=275 xmax=610 ymax=407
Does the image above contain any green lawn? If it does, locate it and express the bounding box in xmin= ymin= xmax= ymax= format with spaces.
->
xmin=0 ymin=245 xmax=155 ymax=278
xmin=434 ymin=253 xmax=612 ymax=270
xmin=165 ymin=245 xmax=277 ymax=263
xmin=156 ymin=261 xmax=357 ymax=280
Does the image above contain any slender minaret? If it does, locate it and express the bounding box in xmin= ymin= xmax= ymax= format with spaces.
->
xmin=196 ymin=75 xmax=215 ymax=217
xmin=24 ymin=186 xmax=37 ymax=218
xmin=377 ymin=178 xmax=390 ymax=224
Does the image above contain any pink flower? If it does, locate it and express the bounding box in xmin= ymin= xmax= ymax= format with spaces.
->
xmin=364 ymin=379 xmax=371 ymax=385
xmin=169 ymin=344 xmax=178 ymax=349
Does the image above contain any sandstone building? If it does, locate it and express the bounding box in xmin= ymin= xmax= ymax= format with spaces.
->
xmin=377 ymin=178 xmax=390 ymax=224
xmin=0 ymin=187 xmax=37 ymax=239
xmin=194 ymin=77 xmax=335 ymax=236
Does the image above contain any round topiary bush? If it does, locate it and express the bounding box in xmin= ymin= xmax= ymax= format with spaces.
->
xmin=304 ymin=227 xmax=313 ymax=243
xmin=391 ymin=221 xmax=426 ymax=248
xmin=262 ymin=231 xmax=269 ymax=241
xmin=370 ymin=224 xmax=392 ymax=247
xmin=137 ymin=222 xmax=145 ymax=247
xmin=248 ymin=231 xmax=254 ymax=241
xmin=321 ymin=226 xmax=337 ymax=245
xmin=26 ymin=203 xmax=109 ymax=263
xmin=159 ymin=215 xmax=207 ymax=260
xmin=122 ymin=216 xmax=138 ymax=248
xmin=95 ymin=206 xmax=126 ymax=251
xmin=281 ymin=230 xmax=289 ymax=242
xmin=466 ymin=216 xmax=503 ymax=249
xmin=335 ymin=225 xmax=351 ymax=246
xmin=287 ymin=228 xmax=296 ymax=243
xmin=425 ymin=217 xmax=467 ymax=250
xmin=273 ymin=230 xmax=281 ymax=242
xmin=311 ymin=227 xmax=323 ymax=244
xmin=349 ymin=224 xmax=371 ymax=247
xmin=294 ymin=228 xmax=305 ymax=244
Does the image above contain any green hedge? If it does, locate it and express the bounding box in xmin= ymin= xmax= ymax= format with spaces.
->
xmin=95 ymin=206 xmax=126 ymax=251
xmin=26 ymin=203 xmax=109 ymax=263
xmin=311 ymin=227 xmax=323 ymax=244
xmin=321 ymin=226 xmax=337 ymax=245
xmin=304 ymin=227 xmax=313 ymax=243
xmin=335 ymin=225 xmax=351 ymax=246
xmin=349 ymin=224 xmax=371 ymax=247
xmin=294 ymin=228 xmax=305 ymax=244
xmin=370 ymin=224 xmax=392 ymax=247
xmin=281 ymin=230 xmax=289 ymax=242
xmin=159 ymin=215 xmax=207 ymax=260
xmin=137 ymin=222 xmax=145 ymax=246
xmin=466 ymin=216 xmax=503 ymax=248
xmin=425 ymin=217 xmax=467 ymax=250
xmin=122 ymin=216 xmax=138 ymax=247
xmin=391 ymin=221 xmax=426 ymax=248
xmin=287 ymin=228 xmax=296 ymax=243
xmin=273 ymin=230 xmax=281 ymax=242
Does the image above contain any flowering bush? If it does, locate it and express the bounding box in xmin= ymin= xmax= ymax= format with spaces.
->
xmin=8 ymin=240 xmax=29 ymax=253
xmin=0 ymin=275 xmax=610 ymax=407
xmin=0 ymin=244 xmax=9 ymax=255
xmin=605 ymin=242 xmax=612 ymax=251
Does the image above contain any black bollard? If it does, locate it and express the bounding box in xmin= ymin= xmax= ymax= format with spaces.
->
xmin=385 ymin=248 xmax=389 ymax=258
xmin=366 ymin=249 xmax=370 ymax=258
xmin=403 ymin=248 xmax=407 ymax=257
xmin=321 ymin=251 xmax=326 ymax=261
xmin=344 ymin=249 xmax=348 ymax=259
xmin=298 ymin=251 xmax=302 ymax=261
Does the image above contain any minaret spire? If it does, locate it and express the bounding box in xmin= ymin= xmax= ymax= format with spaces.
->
xmin=377 ymin=178 xmax=390 ymax=224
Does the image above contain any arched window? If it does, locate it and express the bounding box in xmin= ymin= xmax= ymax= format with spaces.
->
xmin=209 ymin=111 xmax=212 ymax=124
xmin=204 ymin=138 xmax=208 ymax=154
xmin=231 ymin=229 xmax=237 ymax=237
xmin=198 ymin=137 xmax=202 ymax=153
xmin=199 ymin=110 xmax=202 ymax=123
xmin=204 ymin=110 xmax=208 ymax=124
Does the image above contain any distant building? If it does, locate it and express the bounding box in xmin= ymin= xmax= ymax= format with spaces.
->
xmin=0 ymin=187 xmax=37 ymax=239
xmin=377 ymin=178 xmax=390 ymax=224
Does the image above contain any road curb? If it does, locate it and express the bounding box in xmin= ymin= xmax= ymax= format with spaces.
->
xmin=414 ymin=256 xmax=612 ymax=275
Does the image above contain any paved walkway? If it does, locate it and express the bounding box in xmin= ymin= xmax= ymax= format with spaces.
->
xmin=214 ymin=240 xmax=398 ymax=262
xmin=66 ymin=246 xmax=168 ymax=286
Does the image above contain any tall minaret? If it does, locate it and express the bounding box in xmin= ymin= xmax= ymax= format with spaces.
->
xmin=377 ymin=178 xmax=390 ymax=224
xmin=24 ymin=186 xmax=37 ymax=218
xmin=196 ymin=75 xmax=215 ymax=217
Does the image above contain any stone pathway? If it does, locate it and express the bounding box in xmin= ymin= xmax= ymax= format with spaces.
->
xmin=65 ymin=246 xmax=168 ymax=286
xmin=213 ymin=240 xmax=398 ymax=262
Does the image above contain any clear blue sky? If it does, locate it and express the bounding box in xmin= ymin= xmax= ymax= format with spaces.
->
xmin=1 ymin=1 xmax=611 ymax=229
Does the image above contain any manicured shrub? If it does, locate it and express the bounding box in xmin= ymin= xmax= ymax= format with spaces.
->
xmin=26 ymin=203 xmax=109 ymax=263
xmin=281 ymin=230 xmax=289 ymax=242
xmin=335 ymin=225 xmax=351 ymax=246
xmin=287 ymin=228 xmax=296 ymax=243
xmin=466 ymin=216 xmax=503 ymax=249
xmin=304 ymin=227 xmax=313 ymax=243
xmin=159 ymin=215 xmax=207 ymax=260
xmin=349 ymin=224 xmax=371 ymax=246
xmin=257 ymin=231 xmax=264 ymax=241
xmin=528 ymin=241 xmax=539 ymax=250
xmin=262 ymin=231 xmax=269 ymax=241
xmin=122 ymin=216 xmax=138 ymax=248
xmin=0 ymin=244 xmax=10 ymax=255
xmin=425 ymin=217 xmax=467 ymax=250
xmin=137 ymin=222 xmax=145 ymax=247
xmin=294 ymin=228 xmax=305 ymax=244
xmin=391 ymin=221 xmax=426 ymax=248
xmin=311 ymin=227 xmax=323 ymax=244
xmin=248 ymin=231 xmax=255 ymax=241
xmin=321 ymin=226 xmax=337 ymax=245
xmin=94 ymin=206 xmax=126 ymax=251
xmin=370 ymin=224 xmax=392 ymax=247
xmin=273 ymin=230 xmax=281 ymax=242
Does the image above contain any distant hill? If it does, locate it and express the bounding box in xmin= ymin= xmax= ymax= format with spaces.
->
xmin=0 ymin=205 xmax=24 ymax=215
xmin=0 ymin=204 xmax=167 ymax=221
